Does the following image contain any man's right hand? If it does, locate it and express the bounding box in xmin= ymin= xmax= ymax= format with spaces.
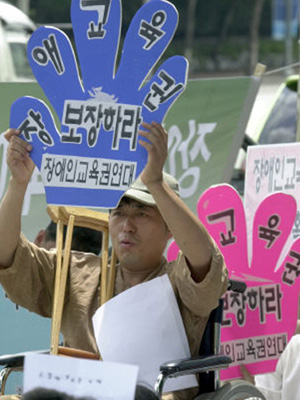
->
xmin=4 ymin=129 xmax=34 ymax=185
xmin=0 ymin=129 xmax=34 ymax=268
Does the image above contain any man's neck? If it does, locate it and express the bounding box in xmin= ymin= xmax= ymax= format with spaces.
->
xmin=119 ymin=259 xmax=164 ymax=287
xmin=121 ymin=270 xmax=149 ymax=287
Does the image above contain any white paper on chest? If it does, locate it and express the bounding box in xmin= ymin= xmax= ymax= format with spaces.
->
xmin=92 ymin=274 xmax=198 ymax=393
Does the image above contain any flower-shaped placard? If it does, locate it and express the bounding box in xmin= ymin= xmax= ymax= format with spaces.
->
xmin=10 ymin=0 xmax=188 ymax=208
xmin=168 ymin=184 xmax=300 ymax=379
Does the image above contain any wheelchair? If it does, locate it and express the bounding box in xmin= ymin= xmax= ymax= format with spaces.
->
xmin=154 ymin=280 xmax=267 ymax=399
xmin=0 ymin=281 xmax=266 ymax=400
xmin=0 ymin=206 xmax=266 ymax=399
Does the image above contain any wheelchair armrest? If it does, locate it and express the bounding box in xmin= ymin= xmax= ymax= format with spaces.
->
xmin=0 ymin=350 xmax=50 ymax=395
xmin=159 ymin=354 xmax=231 ymax=378
xmin=0 ymin=348 xmax=97 ymax=396
xmin=0 ymin=350 xmax=49 ymax=368
xmin=0 ymin=347 xmax=98 ymax=369
xmin=155 ymin=355 xmax=231 ymax=397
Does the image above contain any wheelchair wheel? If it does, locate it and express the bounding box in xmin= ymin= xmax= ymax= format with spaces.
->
xmin=209 ymin=380 xmax=267 ymax=400
xmin=195 ymin=392 xmax=216 ymax=400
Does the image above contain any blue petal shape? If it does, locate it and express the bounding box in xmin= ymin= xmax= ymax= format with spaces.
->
xmin=10 ymin=0 xmax=188 ymax=208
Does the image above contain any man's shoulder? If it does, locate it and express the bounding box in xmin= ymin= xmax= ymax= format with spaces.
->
xmin=69 ymin=249 xmax=101 ymax=270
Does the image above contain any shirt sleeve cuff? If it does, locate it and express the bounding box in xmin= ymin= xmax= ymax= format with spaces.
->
xmin=174 ymin=243 xmax=228 ymax=316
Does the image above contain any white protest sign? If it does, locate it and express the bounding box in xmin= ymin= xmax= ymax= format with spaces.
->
xmin=244 ymin=142 xmax=300 ymax=268
xmin=24 ymin=353 xmax=139 ymax=400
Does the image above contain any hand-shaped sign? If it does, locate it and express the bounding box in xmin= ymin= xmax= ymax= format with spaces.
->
xmin=168 ymin=184 xmax=300 ymax=379
xmin=10 ymin=0 xmax=188 ymax=208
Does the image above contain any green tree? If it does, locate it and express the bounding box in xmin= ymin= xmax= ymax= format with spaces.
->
xmin=29 ymin=0 xmax=71 ymax=23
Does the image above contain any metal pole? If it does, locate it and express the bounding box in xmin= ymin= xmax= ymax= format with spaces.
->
xmin=184 ymin=0 xmax=197 ymax=72
xmin=285 ymin=0 xmax=293 ymax=75
xmin=16 ymin=0 xmax=30 ymax=16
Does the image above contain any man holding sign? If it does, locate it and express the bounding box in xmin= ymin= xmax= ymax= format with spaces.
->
xmin=0 ymin=0 xmax=228 ymax=398
xmin=0 ymin=121 xmax=227 ymax=399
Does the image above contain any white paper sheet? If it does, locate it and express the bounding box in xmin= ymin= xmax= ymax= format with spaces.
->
xmin=23 ymin=353 xmax=139 ymax=400
xmin=93 ymin=274 xmax=198 ymax=393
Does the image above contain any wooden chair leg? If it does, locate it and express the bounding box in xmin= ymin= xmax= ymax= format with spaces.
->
xmin=47 ymin=205 xmax=114 ymax=360
xmin=107 ymin=249 xmax=117 ymax=302
xmin=100 ymin=228 xmax=109 ymax=306
xmin=51 ymin=215 xmax=75 ymax=355
xmin=50 ymin=218 xmax=64 ymax=353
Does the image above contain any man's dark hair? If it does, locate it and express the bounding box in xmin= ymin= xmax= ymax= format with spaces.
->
xmin=23 ymin=385 xmax=159 ymax=400
xmin=45 ymin=221 xmax=102 ymax=255
xmin=23 ymin=387 xmax=95 ymax=400
xmin=44 ymin=221 xmax=57 ymax=242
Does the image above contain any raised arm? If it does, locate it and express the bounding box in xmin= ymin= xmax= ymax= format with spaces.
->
xmin=0 ymin=129 xmax=34 ymax=267
xmin=139 ymin=122 xmax=216 ymax=283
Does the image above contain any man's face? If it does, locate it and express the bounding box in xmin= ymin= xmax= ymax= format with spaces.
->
xmin=109 ymin=198 xmax=171 ymax=271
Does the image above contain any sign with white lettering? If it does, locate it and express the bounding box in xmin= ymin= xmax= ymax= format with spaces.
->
xmin=10 ymin=0 xmax=188 ymax=208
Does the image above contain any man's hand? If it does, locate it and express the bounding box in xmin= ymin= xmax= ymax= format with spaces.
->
xmin=239 ymin=365 xmax=255 ymax=385
xmin=0 ymin=129 xmax=34 ymax=268
xmin=139 ymin=124 xmax=217 ymax=284
xmin=138 ymin=122 xmax=168 ymax=187
xmin=4 ymin=129 xmax=34 ymax=185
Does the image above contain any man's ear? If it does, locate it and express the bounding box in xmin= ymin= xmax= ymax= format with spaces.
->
xmin=34 ymin=229 xmax=46 ymax=246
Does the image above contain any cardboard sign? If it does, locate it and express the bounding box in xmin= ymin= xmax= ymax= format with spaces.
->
xmin=245 ymin=142 xmax=300 ymax=268
xmin=10 ymin=0 xmax=188 ymax=208
xmin=0 ymin=75 xmax=257 ymax=225
xmin=24 ymin=353 xmax=139 ymax=400
xmin=168 ymin=184 xmax=300 ymax=379
xmin=197 ymin=185 xmax=300 ymax=379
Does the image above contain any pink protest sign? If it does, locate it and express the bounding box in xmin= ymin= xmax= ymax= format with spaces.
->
xmin=167 ymin=184 xmax=300 ymax=379
xmin=245 ymin=142 xmax=300 ymax=269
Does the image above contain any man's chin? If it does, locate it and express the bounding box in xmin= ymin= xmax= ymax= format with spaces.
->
xmin=117 ymin=251 xmax=140 ymax=267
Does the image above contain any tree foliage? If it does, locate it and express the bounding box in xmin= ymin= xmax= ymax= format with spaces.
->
xmin=6 ymin=0 xmax=275 ymax=74
xmin=29 ymin=0 xmax=72 ymax=23
xmin=7 ymin=0 xmax=271 ymax=37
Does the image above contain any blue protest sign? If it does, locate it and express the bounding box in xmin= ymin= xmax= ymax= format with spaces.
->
xmin=10 ymin=0 xmax=188 ymax=208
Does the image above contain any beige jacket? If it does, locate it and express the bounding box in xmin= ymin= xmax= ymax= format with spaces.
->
xmin=0 ymin=234 xmax=228 ymax=399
